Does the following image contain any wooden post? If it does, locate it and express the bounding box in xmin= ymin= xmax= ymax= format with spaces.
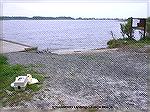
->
xmin=143 ymin=19 xmax=146 ymax=38
xmin=130 ymin=17 xmax=133 ymax=38
xmin=132 ymin=18 xmax=146 ymax=38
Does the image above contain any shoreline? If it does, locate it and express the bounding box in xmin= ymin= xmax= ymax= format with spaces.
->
xmin=0 ymin=39 xmax=118 ymax=54
xmin=1 ymin=38 xmax=150 ymax=55
xmin=51 ymin=48 xmax=119 ymax=55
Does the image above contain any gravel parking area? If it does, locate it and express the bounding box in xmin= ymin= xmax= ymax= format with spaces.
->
xmin=2 ymin=50 xmax=149 ymax=112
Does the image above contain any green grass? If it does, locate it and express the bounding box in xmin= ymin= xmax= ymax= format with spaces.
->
xmin=107 ymin=36 xmax=150 ymax=49
xmin=1 ymin=91 xmax=33 ymax=107
xmin=0 ymin=54 xmax=45 ymax=107
xmin=87 ymin=108 xmax=99 ymax=112
xmin=28 ymin=63 xmax=45 ymax=68
xmin=0 ymin=55 xmax=8 ymax=64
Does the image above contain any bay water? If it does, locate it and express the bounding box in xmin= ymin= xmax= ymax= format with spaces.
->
xmin=1 ymin=20 xmax=126 ymax=51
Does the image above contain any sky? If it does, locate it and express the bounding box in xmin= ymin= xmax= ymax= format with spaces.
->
xmin=1 ymin=0 xmax=150 ymax=18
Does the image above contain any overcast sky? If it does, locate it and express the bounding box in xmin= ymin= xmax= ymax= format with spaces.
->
xmin=1 ymin=0 xmax=150 ymax=18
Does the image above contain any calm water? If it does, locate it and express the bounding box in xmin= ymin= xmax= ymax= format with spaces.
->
xmin=1 ymin=20 xmax=123 ymax=50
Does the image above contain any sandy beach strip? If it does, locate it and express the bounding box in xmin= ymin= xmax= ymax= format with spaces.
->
xmin=51 ymin=48 xmax=119 ymax=55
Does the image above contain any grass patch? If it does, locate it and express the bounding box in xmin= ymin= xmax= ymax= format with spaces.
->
xmin=0 ymin=54 xmax=45 ymax=107
xmin=28 ymin=63 xmax=45 ymax=68
xmin=107 ymin=36 xmax=150 ymax=49
xmin=87 ymin=108 xmax=99 ymax=112
xmin=0 ymin=55 xmax=8 ymax=64
xmin=1 ymin=91 xmax=33 ymax=107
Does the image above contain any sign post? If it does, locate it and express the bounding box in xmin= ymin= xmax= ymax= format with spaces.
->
xmin=130 ymin=17 xmax=133 ymax=38
xmin=131 ymin=17 xmax=146 ymax=38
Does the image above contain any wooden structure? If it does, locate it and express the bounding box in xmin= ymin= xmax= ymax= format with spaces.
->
xmin=130 ymin=17 xmax=146 ymax=38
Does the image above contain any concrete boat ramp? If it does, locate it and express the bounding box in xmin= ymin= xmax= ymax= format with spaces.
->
xmin=0 ymin=39 xmax=37 ymax=53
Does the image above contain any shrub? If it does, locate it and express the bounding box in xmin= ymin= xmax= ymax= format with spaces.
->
xmin=107 ymin=39 xmax=120 ymax=48
xmin=139 ymin=36 xmax=150 ymax=44
xmin=0 ymin=54 xmax=8 ymax=64
xmin=107 ymin=38 xmax=138 ymax=48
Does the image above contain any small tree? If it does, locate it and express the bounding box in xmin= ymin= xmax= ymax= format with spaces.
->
xmin=110 ymin=31 xmax=115 ymax=39
xmin=146 ymin=17 xmax=150 ymax=36
xmin=120 ymin=18 xmax=134 ymax=39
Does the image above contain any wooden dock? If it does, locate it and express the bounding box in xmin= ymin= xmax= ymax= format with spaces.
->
xmin=0 ymin=39 xmax=37 ymax=53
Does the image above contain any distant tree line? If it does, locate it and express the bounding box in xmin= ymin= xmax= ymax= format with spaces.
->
xmin=0 ymin=16 xmax=30 ymax=20
xmin=0 ymin=16 xmax=125 ymax=20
